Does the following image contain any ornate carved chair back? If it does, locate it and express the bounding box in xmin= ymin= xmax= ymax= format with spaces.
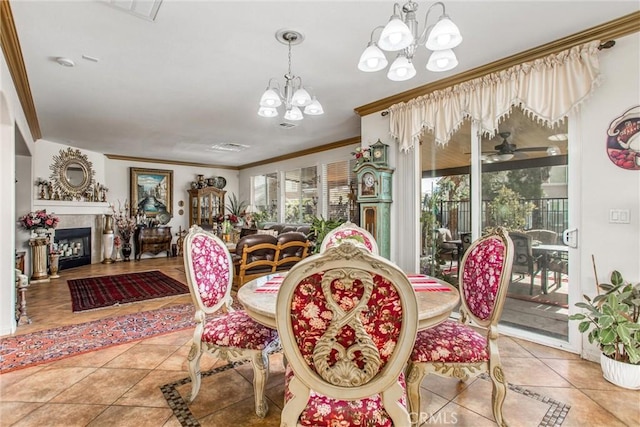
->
xmin=319 ymin=221 xmax=379 ymax=255
xmin=183 ymin=225 xmax=234 ymax=314
xmin=406 ymin=227 xmax=514 ymax=427
xmin=277 ymin=241 xmax=418 ymax=426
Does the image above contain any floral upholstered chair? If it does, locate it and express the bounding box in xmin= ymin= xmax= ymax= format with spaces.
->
xmin=319 ymin=221 xmax=379 ymax=254
xmin=277 ymin=241 xmax=418 ymax=427
xmin=406 ymin=227 xmax=514 ymax=427
xmin=182 ymin=225 xmax=280 ymax=418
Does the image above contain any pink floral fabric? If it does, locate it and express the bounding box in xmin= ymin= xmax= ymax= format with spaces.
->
xmin=410 ymin=321 xmax=488 ymax=363
xmin=202 ymin=310 xmax=278 ymax=349
xmin=461 ymin=236 xmax=506 ymax=320
xmin=284 ymin=365 xmax=407 ymax=427
xmin=325 ymin=229 xmax=376 ymax=253
xmin=290 ymin=273 xmax=403 ymax=370
xmin=190 ymin=234 xmax=231 ymax=308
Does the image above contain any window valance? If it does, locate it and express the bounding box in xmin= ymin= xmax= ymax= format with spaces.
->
xmin=389 ymin=41 xmax=602 ymax=151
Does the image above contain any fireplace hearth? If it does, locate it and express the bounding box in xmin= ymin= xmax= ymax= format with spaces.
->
xmin=55 ymin=227 xmax=92 ymax=270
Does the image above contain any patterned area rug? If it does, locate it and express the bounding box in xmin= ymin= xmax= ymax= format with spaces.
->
xmin=68 ymin=270 xmax=189 ymax=312
xmin=0 ymin=304 xmax=194 ymax=374
xmin=160 ymin=368 xmax=570 ymax=427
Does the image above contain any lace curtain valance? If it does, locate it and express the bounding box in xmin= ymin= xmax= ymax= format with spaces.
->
xmin=389 ymin=41 xmax=602 ymax=151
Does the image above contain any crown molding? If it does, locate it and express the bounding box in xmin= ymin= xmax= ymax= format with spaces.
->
xmin=105 ymin=154 xmax=239 ymax=170
xmin=354 ymin=11 xmax=640 ymax=117
xmin=238 ymin=136 xmax=360 ymax=170
xmin=0 ymin=0 xmax=41 ymax=140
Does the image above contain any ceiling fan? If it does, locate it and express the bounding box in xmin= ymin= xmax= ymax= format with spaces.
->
xmin=481 ymin=131 xmax=550 ymax=162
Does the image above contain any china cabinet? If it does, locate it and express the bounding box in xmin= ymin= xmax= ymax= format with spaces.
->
xmin=188 ymin=187 xmax=226 ymax=228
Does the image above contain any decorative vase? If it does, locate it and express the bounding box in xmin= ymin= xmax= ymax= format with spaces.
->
xmin=122 ymin=242 xmax=132 ymax=262
xmin=600 ymin=353 xmax=640 ymax=390
xmin=48 ymin=253 xmax=60 ymax=278
xmin=102 ymin=214 xmax=114 ymax=264
xmin=34 ymin=227 xmax=47 ymax=238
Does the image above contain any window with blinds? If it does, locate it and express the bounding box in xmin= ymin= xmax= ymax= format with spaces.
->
xmin=252 ymin=173 xmax=278 ymax=222
xmin=325 ymin=159 xmax=358 ymax=222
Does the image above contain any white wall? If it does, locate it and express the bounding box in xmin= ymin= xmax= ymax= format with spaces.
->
xmin=577 ymin=33 xmax=640 ymax=360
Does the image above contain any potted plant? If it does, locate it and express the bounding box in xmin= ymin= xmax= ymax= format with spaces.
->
xmin=569 ymin=263 xmax=640 ymax=389
xmin=309 ymin=216 xmax=344 ymax=254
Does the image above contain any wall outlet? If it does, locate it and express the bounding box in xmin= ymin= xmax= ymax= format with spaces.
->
xmin=609 ymin=209 xmax=630 ymax=224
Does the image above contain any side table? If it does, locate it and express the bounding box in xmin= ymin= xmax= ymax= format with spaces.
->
xmin=134 ymin=226 xmax=172 ymax=260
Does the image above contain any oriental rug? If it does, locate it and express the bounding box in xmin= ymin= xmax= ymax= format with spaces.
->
xmin=68 ymin=270 xmax=189 ymax=312
xmin=0 ymin=304 xmax=194 ymax=374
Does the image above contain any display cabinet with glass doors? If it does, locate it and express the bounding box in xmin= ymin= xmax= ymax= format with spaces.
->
xmin=188 ymin=187 xmax=226 ymax=228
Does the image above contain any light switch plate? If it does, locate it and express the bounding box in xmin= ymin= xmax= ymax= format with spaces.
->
xmin=609 ymin=209 xmax=630 ymax=224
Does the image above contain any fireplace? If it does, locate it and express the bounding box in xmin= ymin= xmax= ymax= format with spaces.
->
xmin=55 ymin=227 xmax=92 ymax=270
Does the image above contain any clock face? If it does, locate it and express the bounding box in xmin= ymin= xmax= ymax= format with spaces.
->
xmin=373 ymin=149 xmax=383 ymax=159
xmin=364 ymin=172 xmax=375 ymax=188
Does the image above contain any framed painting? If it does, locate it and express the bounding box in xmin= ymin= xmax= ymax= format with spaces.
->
xmin=130 ymin=168 xmax=173 ymax=218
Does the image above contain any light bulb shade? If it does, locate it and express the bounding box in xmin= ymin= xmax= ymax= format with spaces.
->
xmin=284 ymin=106 xmax=304 ymax=121
xmin=291 ymin=88 xmax=312 ymax=106
xmin=378 ymin=16 xmax=414 ymax=51
xmin=425 ymin=16 xmax=462 ymax=50
xmin=258 ymin=106 xmax=279 ymax=118
xmin=426 ymin=49 xmax=458 ymax=72
xmin=498 ymin=153 xmax=514 ymax=161
xmin=547 ymin=146 xmax=561 ymax=156
xmin=358 ymin=43 xmax=388 ymax=72
xmin=259 ymin=89 xmax=282 ymax=108
xmin=387 ymin=55 xmax=416 ymax=81
xmin=304 ymin=98 xmax=324 ymax=115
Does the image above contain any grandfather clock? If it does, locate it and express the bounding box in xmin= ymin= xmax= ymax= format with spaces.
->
xmin=354 ymin=155 xmax=394 ymax=259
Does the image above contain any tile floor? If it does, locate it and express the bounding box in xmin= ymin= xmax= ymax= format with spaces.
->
xmin=2 ymin=258 xmax=637 ymax=426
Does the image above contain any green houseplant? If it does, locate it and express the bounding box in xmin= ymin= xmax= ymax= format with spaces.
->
xmin=569 ymin=264 xmax=640 ymax=389
xmin=309 ymin=216 xmax=344 ymax=254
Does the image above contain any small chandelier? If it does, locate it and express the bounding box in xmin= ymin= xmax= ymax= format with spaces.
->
xmin=358 ymin=1 xmax=462 ymax=81
xmin=258 ymin=30 xmax=324 ymax=121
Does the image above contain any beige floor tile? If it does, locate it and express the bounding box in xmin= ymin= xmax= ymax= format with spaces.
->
xmin=452 ymin=376 xmax=549 ymax=425
xmin=524 ymin=386 xmax=628 ymax=427
xmin=424 ymin=402 xmax=496 ymax=427
xmin=86 ymin=405 xmax=174 ymax=427
xmin=513 ymin=337 xmax=581 ymax=359
xmin=177 ymin=369 xmax=254 ymax=419
xmin=138 ymin=329 xmax=192 ymax=346
xmin=103 ymin=343 xmax=180 ymax=370
xmin=48 ymin=342 xmax=137 ymax=369
xmin=412 ymin=386 xmax=451 ymax=423
xmin=501 ymin=357 xmax=573 ymax=387
xmin=198 ymin=395 xmax=282 ymax=426
xmin=49 ymin=367 xmax=150 ymax=405
xmin=0 ymin=401 xmax=45 ymax=425
xmin=420 ymin=374 xmax=477 ymax=401
xmin=539 ymin=358 xmax=621 ymax=390
xmin=1 ymin=367 xmax=96 ymax=402
xmin=0 ymin=364 xmax=48 ymax=389
xmin=496 ymin=336 xmax=536 ymax=358
xmin=580 ymin=388 xmax=640 ymax=426
xmin=115 ymin=369 xmax=188 ymax=407
xmin=10 ymin=403 xmax=108 ymax=426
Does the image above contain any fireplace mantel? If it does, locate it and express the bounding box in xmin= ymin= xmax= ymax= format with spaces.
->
xmin=33 ymin=201 xmax=111 ymax=215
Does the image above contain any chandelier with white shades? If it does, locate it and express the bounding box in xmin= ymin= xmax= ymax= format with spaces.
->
xmin=258 ymin=30 xmax=324 ymax=121
xmin=358 ymin=1 xmax=462 ymax=81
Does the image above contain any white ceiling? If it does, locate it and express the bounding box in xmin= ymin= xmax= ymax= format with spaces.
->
xmin=9 ymin=1 xmax=639 ymax=167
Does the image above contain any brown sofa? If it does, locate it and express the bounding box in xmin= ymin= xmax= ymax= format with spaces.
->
xmin=232 ymin=231 xmax=311 ymax=289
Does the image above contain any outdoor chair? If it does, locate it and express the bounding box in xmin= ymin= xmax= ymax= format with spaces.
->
xmin=277 ymin=241 xmax=418 ymax=426
xmin=435 ymin=227 xmax=458 ymax=268
xmin=406 ymin=227 xmax=514 ymax=427
xmin=509 ymin=231 xmax=543 ymax=294
xmin=182 ymin=225 xmax=280 ymax=418
xmin=524 ymin=229 xmax=558 ymax=245
xmin=319 ymin=221 xmax=379 ymax=254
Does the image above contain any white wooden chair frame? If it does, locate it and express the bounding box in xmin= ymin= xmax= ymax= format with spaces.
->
xmin=277 ymin=241 xmax=418 ymax=427
xmin=406 ymin=227 xmax=514 ymax=427
xmin=183 ymin=225 xmax=279 ymax=418
xmin=319 ymin=221 xmax=379 ymax=254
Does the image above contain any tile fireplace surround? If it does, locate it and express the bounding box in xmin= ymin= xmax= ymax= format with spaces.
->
xmin=33 ymin=201 xmax=111 ymax=265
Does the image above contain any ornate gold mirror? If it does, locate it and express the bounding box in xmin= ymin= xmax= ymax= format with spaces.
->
xmin=50 ymin=148 xmax=95 ymax=200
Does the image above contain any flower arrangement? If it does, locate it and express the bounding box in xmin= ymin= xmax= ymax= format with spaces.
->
xmin=113 ymin=235 xmax=122 ymax=249
xmin=351 ymin=146 xmax=371 ymax=164
xmin=217 ymin=213 xmax=239 ymax=224
xmin=19 ymin=210 xmax=59 ymax=230
xmin=111 ymin=201 xmax=137 ymax=243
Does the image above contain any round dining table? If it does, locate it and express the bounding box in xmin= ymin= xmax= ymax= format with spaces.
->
xmin=237 ymin=273 xmax=460 ymax=331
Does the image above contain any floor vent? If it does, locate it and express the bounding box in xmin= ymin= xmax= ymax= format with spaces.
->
xmin=279 ymin=122 xmax=298 ymax=129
